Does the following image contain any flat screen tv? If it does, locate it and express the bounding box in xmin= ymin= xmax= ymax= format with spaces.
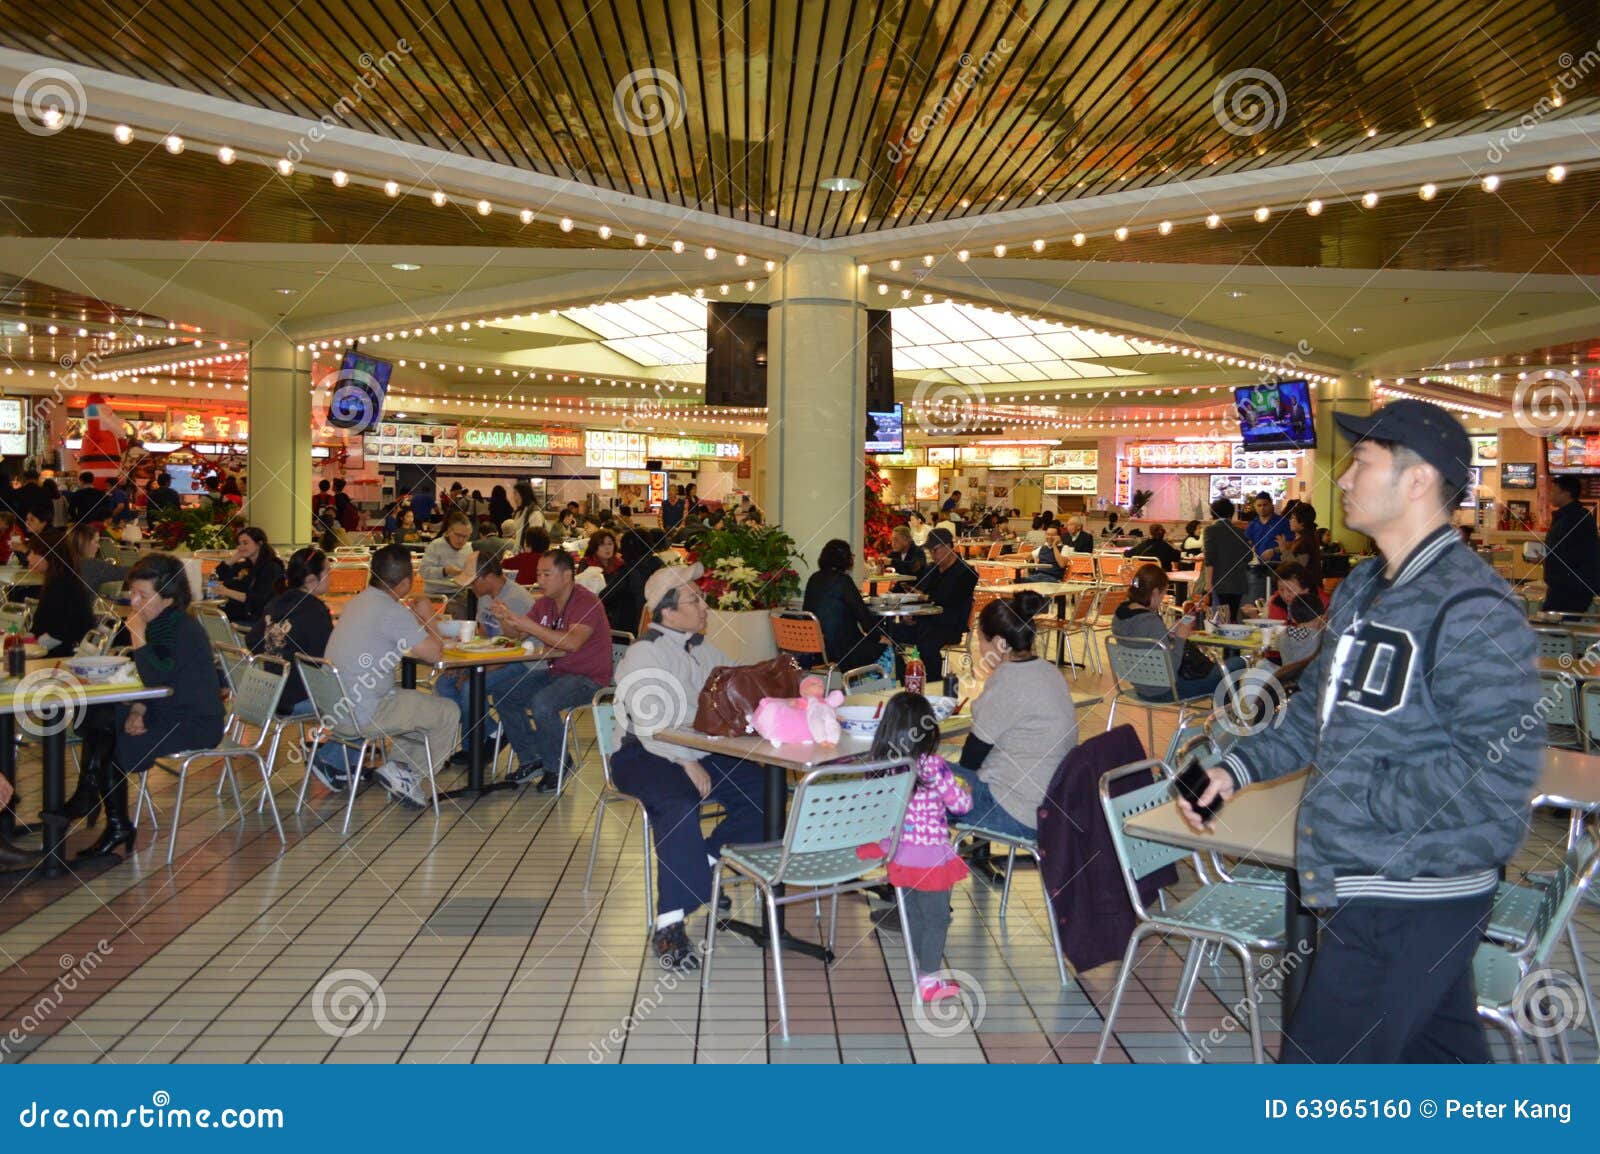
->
xmin=865 ymin=309 xmax=894 ymax=411
xmin=1501 ymin=462 xmax=1538 ymax=489
xmin=1234 ymin=379 xmax=1315 ymax=450
xmin=705 ymin=302 xmax=769 ymax=407
xmin=866 ymin=404 xmax=904 ymax=454
xmin=327 ymin=349 xmax=393 ymax=433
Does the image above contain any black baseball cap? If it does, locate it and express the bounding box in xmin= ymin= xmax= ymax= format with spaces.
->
xmin=1333 ymin=399 xmax=1471 ymax=489
xmin=924 ymin=528 xmax=955 ymax=549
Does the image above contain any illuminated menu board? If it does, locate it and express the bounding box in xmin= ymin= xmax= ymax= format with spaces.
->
xmin=585 ymin=430 xmax=647 ymax=468
xmin=646 ymin=435 xmax=741 ymax=460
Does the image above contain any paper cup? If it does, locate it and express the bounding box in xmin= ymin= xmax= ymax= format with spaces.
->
xmin=458 ymin=621 xmax=477 ymax=642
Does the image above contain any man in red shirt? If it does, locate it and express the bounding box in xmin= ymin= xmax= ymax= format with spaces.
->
xmin=490 ymin=549 xmax=614 ymax=791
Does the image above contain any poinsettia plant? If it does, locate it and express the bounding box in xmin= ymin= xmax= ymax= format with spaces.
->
xmin=146 ymin=501 xmax=240 ymax=551
xmin=862 ymin=456 xmax=895 ymax=561
xmin=682 ymin=522 xmax=802 ymax=611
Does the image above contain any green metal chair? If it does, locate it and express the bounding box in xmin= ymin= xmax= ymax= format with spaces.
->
xmin=1476 ymin=837 xmax=1600 ymax=1062
xmin=703 ymin=760 xmax=918 ymax=1039
xmin=1539 ymin=671 xmax=1581 ymax=749
xmin=950 ymin=819 xmax=1069 ymax=986
xmin=579 ymin=693 xmax=654 ymax=929
xmin=1532 ymin=627 xmax=1575 ymax=661
xmin=1094 ymin=758 xmax=1288 ymax=1064
xmin=138 ymin=658 xmax=289 ymax=866
xmin=841 ymin=664 xmax=894 ymax=696
xmin=193 ymin=604 xmax=242 ymax=649
xmin=1104 ymin=635 xmax=1225 ymax=755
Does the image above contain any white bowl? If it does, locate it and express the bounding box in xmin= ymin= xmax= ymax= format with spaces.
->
xmin=65 ymin=655 xmax=133 ymax=683
xmin=925 ymin=695 xmax=960 ymax=720
xmin=1211 ymin=622 xmax=1257 ymax=639
xmin=836 ymin=705 xmax=882 ymax=736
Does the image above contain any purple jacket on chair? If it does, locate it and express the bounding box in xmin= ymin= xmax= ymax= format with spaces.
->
xmin=1036 ymin=724 xmax=1178 ymax=973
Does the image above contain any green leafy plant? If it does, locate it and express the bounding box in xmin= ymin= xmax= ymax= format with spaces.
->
xmin=682 ymin=522 xmax=803 ymax=611
xmin=1129 ymin=488 xmax=1154 ymax=517
xmin=146 ymin=502 xmax=239 ymax=551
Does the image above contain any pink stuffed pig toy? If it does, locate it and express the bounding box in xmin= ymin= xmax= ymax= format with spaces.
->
xmin=748 ymin=676 xmax=844 ymax=745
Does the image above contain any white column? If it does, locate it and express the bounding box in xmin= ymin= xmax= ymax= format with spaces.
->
xmin=764 ymin=254 xmax=867 ymax=574
xmin=247 ymin=337 xmax=312 ymax=545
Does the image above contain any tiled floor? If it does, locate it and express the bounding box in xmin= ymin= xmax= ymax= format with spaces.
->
xmin=1 ymin=661 xmax=1594 ymax=1065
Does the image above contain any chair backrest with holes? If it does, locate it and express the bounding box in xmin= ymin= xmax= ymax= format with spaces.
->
xmin=1533 ymin=628 xmax=1575 ymax=661
xmin=973 ymin=562 xmax=1010 ymax=585
xmin=776 ymin=761 xmax=916 ymax=882
xmin=592 ymin=692 xmax=618 ymax=787
xmin=842 ymin=665 xmax=893 ymax=695
xmin=968 ymin=589 xmax=1001 ymax=629
xmin=1099 ymin=759 xmax=1189 ymax=917
xmin=1526 ymin=837 xmax=1600 ymax=968
xmin=610 ymin=630 xmax=634 ymax=672
xmin=227 ymin=661 xmax=288 ymax=731
xmin=194 ymin=605 xmax=241 ymax=648
xmin=1067 ymin=553 xmax=1095 ymax=582
xmin=296 ymin=655 xmax=358 ymax=736
xmin=1539 ymin=674 xmax=1578 ymax=729
xmin=1107 ymin=635 xmax=1179 ymax=696
xmin=986 ymin=541 xmax=1003 ymax=560
xmin=770 ymin=611 xmax=827 ymax=661
xmin=214 ymin=644 xmax=253 ymax=694
xmin=327 ymin=566 xmax=368 ymax=595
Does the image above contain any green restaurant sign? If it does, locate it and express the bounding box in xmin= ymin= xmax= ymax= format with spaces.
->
xmin=462 ymin=427 xmax=583 ymax=454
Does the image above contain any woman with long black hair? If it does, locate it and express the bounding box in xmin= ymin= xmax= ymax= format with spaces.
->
xmin=214 ymin=526 xmax=284 ymax=628
xmin=246 ymin=547 xmax=334 ymax=718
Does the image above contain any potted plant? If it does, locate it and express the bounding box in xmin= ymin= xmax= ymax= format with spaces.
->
xmin=681 ymin=522 xmax=803 ymax=664
xmin=147 ymin=502 xmax=239 ymax=551
xmin=1129 ymin=488 xmax=1154 ymax=519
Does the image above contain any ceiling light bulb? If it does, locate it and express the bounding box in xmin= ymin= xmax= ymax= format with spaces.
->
xmin=705 ymin=247 xmax=717 ymax=259
xmin=876 ymin=283 xmax=888 ymax=295
xmin=164 ymin=134 xmax=184 ymax=154
xmin=1157 ymin=220 xmax=1173 ymax=235
xmin=735 ymin=253 xmax=748 ymax=266
xmin=1113 ymin=227 xmax=1129 ymax=241
xmin=720 ymin=284 xmax=730 ymax=294
xmin=217 ymin=146 xmax=235 ymax=164
xmin=888 ymin=259 xmax=901 ymax=271
xmin=559 ymin=217 xmax=574 ymax=232
xmin=1072 ymin=232 xmax=1086 ymax=246
xmin=1418 ymin=183 xmax=1437 ymax=200
xmin=431 ymin=190 xmax=447 ymax=206
xmin=765 ymin=259 xmax=776 ymax=271
xmin=993 ymin=243 xmax=1008 ymax=257
xmin=112 ymin=124 xmax=133 ymax=144
xmin=634 ymin=232 xmax=647 ymax=246
xmin=956 ymin=249 xmax=969 ymax=261
xmin=331 ymin=170 xmax=349 ymax=187
xmin=275 ymin=158 xmax=295 ymax=176
xmin=671 ymin=239 xmax=685 ymax=253
xmin=597 ymin=224 xmax=611 ymax=239
xmin=1253 ymin=206 xmax=1270 ymax=222
xmin=1361 ymin=191 xmax=1379 ymax=208
xmin=477 ymin=199 xmax=492 ymax=215
xmin=384 ymin=180 xmax=399 ymax=197
xmin=1031 ymin=238 xmax=1046 ymax=253
xmin=1305 ymin=199 xmax=1323 ymax=215
xmin=1548 ymin=164 xmax=1568 ymax=182
xmin=1481 ymin=174 xmax=1500 ymax=192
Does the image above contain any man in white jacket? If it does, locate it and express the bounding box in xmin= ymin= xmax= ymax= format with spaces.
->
xmin=610 ymin=563 xmax=766 ymax=970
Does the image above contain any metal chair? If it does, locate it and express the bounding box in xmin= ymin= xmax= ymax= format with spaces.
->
xmin=841 ymin=664 xmax=894 ymax=695
xmin=214 ymin=644 xmax=254 ymax=695
xmin=1094 ymin=759 xmax=1288 ymax=1063
xmin=96 ymin=580 xmax=126 ymax=600
xmin=1540 ymin=671 xmax=1582 ymax=750
xmin=295 ymin=655 xmax=440 ymax=832
xmin=1533 ymin=627 xmax=1575 ymax=661
xmin=580 ymin=693 xmax=650 ymax=918
xmin=703 ymin=759 xmax=920 ymax=1039
xmin=769 ymin=610 xmax=832 ymax=671
xmin=548 ymin=630 xmax=636 ymax=794
xmin=1066 ymin=553 xmax=1096 ymax=583
xmin=1033 ymin=586 xmax=1104 ymax=676
xmin=1104 ymin=635 xmax=1226 ymax=755
xmin=951 ymin=820 xmax=1069 ymax=985
xmin=1476 ymin=837 xmax=1600 ymax=1062
xmin=139 ymin=658 xmax=289 ymax=866
xmin=1097 ymin=555 xmax=1130 ymax=585
xmin=193 ymin=604 xmax=242 ymax=648
xmin=326 ymin=565 xmax=368 ymax=595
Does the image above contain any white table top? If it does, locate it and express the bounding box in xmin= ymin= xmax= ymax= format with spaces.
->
xmin=0 ymin=658 xmax=172 ymax=716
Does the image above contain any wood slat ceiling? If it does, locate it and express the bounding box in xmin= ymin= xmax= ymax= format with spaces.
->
xmin=6 ymin=0 xmax=1598 ymax=238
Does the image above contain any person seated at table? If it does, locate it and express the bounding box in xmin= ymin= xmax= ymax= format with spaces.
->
xmin=419 ymin=512 xmax=475 ymax=597
xmin=78 ymin=553 xmax=227 ymax=859
xmin=609 ymin=564 xmax=767 ymax=970
xmin=389 ymin=506 xmax=422 ymax=544
xmin=1101 ymin=512 xmax=1122 ymax=537
xmin=314 ymin=506 xmax=348 ymax=552
xmin=1244 ymin=561 xmax=1326 ymax=622
xmin=1318 ymin=527 xmax=1346 ymax=555
xmin=433 ymin=553 xmax=540 ymax=779
xmin=1062 ymin=516 xmax=1094 ymax=553
xmin=490 ymin=549 xmax=615 ymax=792
xmin=1128 ymin=523 xmax=1182 ymax=570
xmin=1274 ymin=501 xmax=1323 ymax=589
xmin=547 ymin=507 xmax=579 ymax=543
xmin=1180 ymin=519 xmax=1204 ymax=558
xmin=907 ymin=510 xmax=932 ymax=547
xmin=956 ymin=592 xmax=1076 ymax=838
xmin=885 ymin=525 xmax=925 ymax=577
xmin=247 ymin=546 xmax=334 ymax=725
xmin=1025 ymin=526 xmax=1068 ymax=581
xmin=1110 ymin=564 xmax=1246 ymax=702
xmin=324 ymin=544 xmax=459 ymax=808
xmin=576 ymin=529 xmax=622 ymax=596
xmin=501 ymin=525 xmax=550 ymax=586
xmin=802 ymin=538 xmax=889 ymax=669
xmin=214 ymin=527 xmax=285 ymax=629
xmin=69 ymin=523 xmax=124 ymax=592
xmin=27 ymin=529 xmax=94 ymax=656
xmin=907 ymin=529 xmax=977 ymax=684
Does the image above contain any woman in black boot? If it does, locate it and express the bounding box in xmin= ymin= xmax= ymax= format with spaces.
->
xmin=79 ymin=553 xmax=224 ymax=860
xmin=25 ymin=529 xmax=101 ymax=825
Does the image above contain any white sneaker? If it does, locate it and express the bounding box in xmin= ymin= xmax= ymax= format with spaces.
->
xmin=376 ymin=761 xmax=428 ymax=810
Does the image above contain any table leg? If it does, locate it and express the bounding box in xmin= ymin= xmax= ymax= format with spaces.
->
xmin=401 ymin=657 xmax=417 ymax=690
xmin=1282 ymin=873 xmax=1315 ymax=1033
xmin=38 ymin=708 xmax=67 ymax=878
xmin=717 ymin=761 xmax=832 ymax=963
xmin=0 ymin=711 xmax=23 ymax=838
xmin=437 ymin=666 xmax=513 ymax=800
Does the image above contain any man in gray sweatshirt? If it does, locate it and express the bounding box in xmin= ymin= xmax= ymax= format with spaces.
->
xmin=1183 ymin=399 xmax=1542 ymax=1063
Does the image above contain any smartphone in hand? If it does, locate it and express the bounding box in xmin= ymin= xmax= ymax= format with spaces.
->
xmin=1176 ymin=759 xmax=1225 ymax=822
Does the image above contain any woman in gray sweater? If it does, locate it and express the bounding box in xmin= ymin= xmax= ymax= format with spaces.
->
xmin=1109 ymin=564 xmax=1245 ymax=700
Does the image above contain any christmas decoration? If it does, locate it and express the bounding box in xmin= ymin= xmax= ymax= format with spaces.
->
xmin=863 ymin=456 xmax=894 ymax=561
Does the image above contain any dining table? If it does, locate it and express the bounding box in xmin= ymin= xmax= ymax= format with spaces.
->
xmin=400 ymin=642 xmax=554 ymax=799
xmin=656 ymin=696 xmax=974 ymax=961
xmin=0 ymin=657 xmax=172 ymax=877
xmin=1122 ymin=746 xmax=1600 ymax=1026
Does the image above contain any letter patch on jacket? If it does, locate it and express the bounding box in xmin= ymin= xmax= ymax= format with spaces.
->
xmin=1333 ymin=623 xmax=1414 ymax=716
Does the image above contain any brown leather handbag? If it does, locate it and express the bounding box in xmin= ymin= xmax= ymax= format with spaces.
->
xmin=693 ymin=654 xmax=804 ymax=736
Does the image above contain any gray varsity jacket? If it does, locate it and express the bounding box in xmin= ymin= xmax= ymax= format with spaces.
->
xmin=1219 ymin=524 xmax=1543 ymax=908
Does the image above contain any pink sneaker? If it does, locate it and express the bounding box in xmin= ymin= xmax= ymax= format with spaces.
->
xmin=917 ymin=976 xmax=960 ymax=1003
